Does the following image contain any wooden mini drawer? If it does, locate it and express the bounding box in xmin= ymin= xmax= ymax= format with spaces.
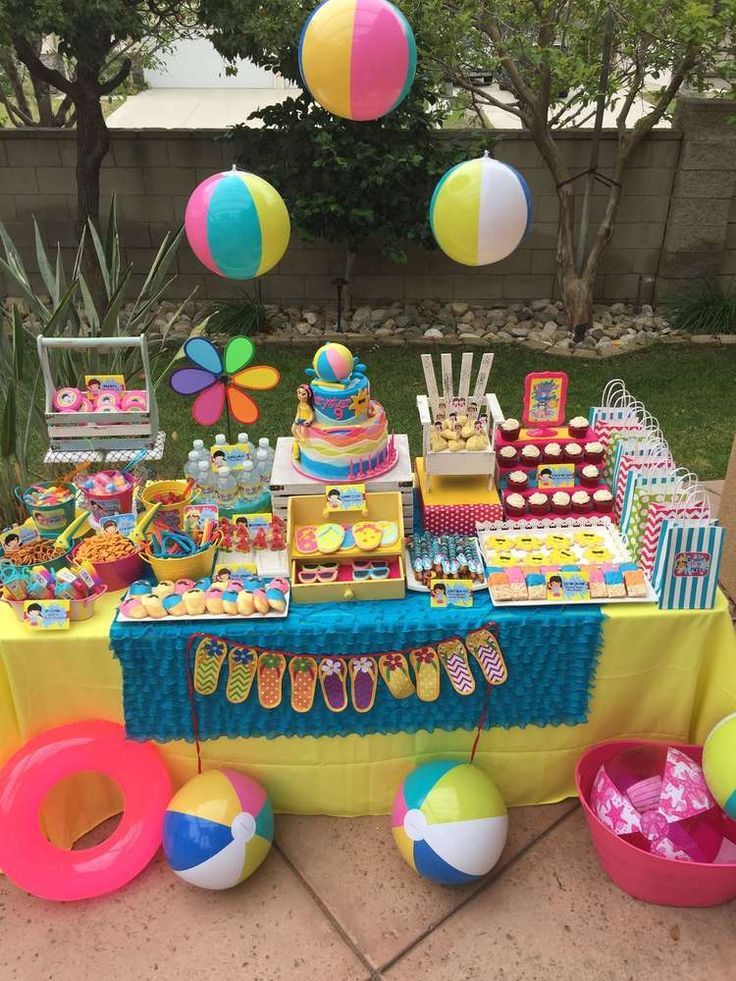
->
xmin=291 ymin=555 xmax=406 ymax=605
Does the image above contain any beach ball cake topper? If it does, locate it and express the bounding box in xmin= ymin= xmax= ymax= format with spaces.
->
xmin=185 ymin=167 xmax=291 ymax=279
xmin=307 ymin=342 xmax=365 ymax=384
xmin=163 ymin=769 xmax=273 ymax=890
xmin=299 ymin=0 xmax=417 ymax=121
xmin=392 ymin=760 xmax=508 ymax=885
xmin=430 ymin=151 xmax=532 ymax=266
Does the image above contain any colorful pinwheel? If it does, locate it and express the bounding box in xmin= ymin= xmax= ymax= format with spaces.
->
xmin=169 ymin=336 xmax=280 ymax=426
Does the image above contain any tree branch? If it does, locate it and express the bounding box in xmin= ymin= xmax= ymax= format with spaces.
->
xmin=11 ymin=35 xmax=76 ymax=96
xmin=476 ymin=10 xmax=539 ymax=111
xmin=53 ymin=93 xmax=75 ymax=126
xmin=99 ymin=57 xmax=132 ymax=95
xmin=441 ymin=72 xmax=528 ymax=122
xmin=0 ymin=83 xmax=38 ymax=126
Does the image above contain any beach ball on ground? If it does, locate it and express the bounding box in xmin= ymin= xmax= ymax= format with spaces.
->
xmin=430 ymin=153 xmax=532 ymax=266
xmin=184 ymin=169 xmax=291 ymax=279
xmin=704 ymin=713 xmax=736 ymax=819
xmin=299 ymin=0 xmax=416 ymax=121
xmin=163 ymin=769 xmax=273 ymax=890
xmin=313 ymin=343 xmax=355 ymax=383
xmin=392 ymin=760 xmax=508 ymax=885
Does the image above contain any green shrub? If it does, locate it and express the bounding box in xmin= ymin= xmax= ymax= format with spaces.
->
xmin=664 ymin=280 xmax=736 ymax=335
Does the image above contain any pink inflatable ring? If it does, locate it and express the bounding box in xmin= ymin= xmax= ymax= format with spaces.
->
xmin=0 ymin=720 xmax=171 ymax=901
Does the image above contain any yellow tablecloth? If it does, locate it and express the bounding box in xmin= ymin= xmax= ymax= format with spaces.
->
xmin=1 ymin=593 xmax=735 ymax=847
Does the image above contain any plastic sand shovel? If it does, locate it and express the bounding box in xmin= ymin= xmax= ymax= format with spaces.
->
xmin=54 ymin=510 xmax=91 ymax=554
xmin=129 ymin=503 xmax=161 ymax=544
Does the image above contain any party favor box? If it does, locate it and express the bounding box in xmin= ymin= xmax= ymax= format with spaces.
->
xmin=653 ymin=519 xmax=725 ymax=610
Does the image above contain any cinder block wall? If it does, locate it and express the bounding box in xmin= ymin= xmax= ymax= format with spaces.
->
xmin=0 ymin=96 xmax=733 ymax=305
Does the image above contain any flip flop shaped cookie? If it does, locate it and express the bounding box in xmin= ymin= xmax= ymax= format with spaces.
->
xmin=258 ymin=651 xmax=287 ymax=709
xmin=295 ymin=525 xmax=319 ymax=554
xmin=349 ymin=656 xmax=378 ymax=713
xmin=226 ymin=645 xmax=258 ymax=704
xmin=409 ymin=646 xmax=441 ymax=702
xmin=316 ymin=523 xmax=345 ymax=554
xmin=352 ymin=521 xmax=382 ymax=551
xmin=289 ymin=656 xmax=318 ymax=713
xmin=378 ymin=652 xmax=415 ymax=699
xmin=193 ymin=636 xmax=228 ymax=696
xmin=319 ymin=656 xmax=348 ymax=712
xmin=377 ymin=521 xmax=400 ymax=548
xmin=465 ymin=628 xmax=508 ymax=686
xmin=437 ymin=638 xmax=476 ymax=696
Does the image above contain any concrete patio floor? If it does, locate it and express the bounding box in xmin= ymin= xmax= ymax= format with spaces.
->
xmin=0 ymin=480 xmax=731 ymax=981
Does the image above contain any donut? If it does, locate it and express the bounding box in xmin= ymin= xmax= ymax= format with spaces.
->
xmin=120 ymin=391 xmax=148 ymax=412
xmin=53 ymin=387 xmax=83 ymax=412
xmin=315 ymin=523 xmax=345 ymax=554
xmin=352 ymin=521 xmax=382 ymax=551
xmin=295 ymin=525 xmax=319 ymax=554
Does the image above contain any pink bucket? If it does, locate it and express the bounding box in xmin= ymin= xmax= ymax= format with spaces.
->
xmin=576 ymin=739 xmax=736 ymax=907
xmin=80 ymin=471 xmax=136 ymax=521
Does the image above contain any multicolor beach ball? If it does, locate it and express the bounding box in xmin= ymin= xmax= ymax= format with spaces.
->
xmin=704 ymin=713 xmax=736 ymax=819
xmin=430 ymin=153 xmax=532 ymax=267
xmin=298 ymin=0 xmax=417 ymax=121
xmin=313 ymin=342 xmax=355 ymax=383
xmin=184 ymin=169 xmax=291 ymax=280
xmin=163 ymin=769 xmax=273 ymax=890
xmin=392 ymin=761 xmax=508 ymax=885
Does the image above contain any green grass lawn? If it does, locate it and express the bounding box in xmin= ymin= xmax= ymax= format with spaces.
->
xmin=146 ymin=343 xmax=736 ymax=482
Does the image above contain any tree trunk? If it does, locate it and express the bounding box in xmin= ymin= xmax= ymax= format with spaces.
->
xmin=74 ymin=80 xmax=110 ymax=234
xmin=29 ymin=39 xmax=55 ymax=125
xmin=560 ymin=267 xmax=595 ymax=337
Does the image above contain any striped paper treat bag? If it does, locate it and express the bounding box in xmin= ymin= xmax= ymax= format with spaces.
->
xmin=653 ymin=519 xmax=725 ymax=610
xmin=640 ymin=503 xmax=709 ymax=577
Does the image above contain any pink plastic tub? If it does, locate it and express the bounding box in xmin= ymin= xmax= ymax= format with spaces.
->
xmin=576 ymin=739 xmax=736 ymax=907
xmin=71 ymin=543 xmax=145 ymax=592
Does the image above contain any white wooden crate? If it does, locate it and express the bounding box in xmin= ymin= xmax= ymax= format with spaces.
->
xmin=270 ymin=434 xmax=415 ymax=525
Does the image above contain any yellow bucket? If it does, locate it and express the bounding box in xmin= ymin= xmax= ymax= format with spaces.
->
xmin=142 ymin=534 xmax=221 ymax=583
xmin=139 ymin=480 xmax=195 ymax=532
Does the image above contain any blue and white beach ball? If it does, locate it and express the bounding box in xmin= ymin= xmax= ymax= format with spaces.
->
xmin=163 ymin=769 xmax=273 ymax=890
xmin=391 ymin=760 xmax=508 ymax=885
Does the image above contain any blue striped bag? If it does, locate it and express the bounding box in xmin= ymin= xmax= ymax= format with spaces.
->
xmin=652 ymin=519 xmax=725 ymax=610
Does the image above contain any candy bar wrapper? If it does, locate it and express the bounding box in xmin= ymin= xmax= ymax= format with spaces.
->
xmin=653 ymin=519 xmax=725 ymax=610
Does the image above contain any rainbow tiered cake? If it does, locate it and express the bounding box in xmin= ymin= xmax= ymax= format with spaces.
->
xmin=291 ymin=343 xmax=397 ymax=483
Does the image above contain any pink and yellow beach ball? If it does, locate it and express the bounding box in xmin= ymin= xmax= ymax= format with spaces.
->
xmin=299 ymin=0 xmax=417 ymax=121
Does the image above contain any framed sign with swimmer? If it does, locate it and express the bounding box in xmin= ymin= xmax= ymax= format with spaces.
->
xmin=522 ymin=371 xmax=568 ymax=427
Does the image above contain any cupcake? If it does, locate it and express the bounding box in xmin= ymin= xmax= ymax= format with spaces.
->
xmin=505 ymin=493 xmax=527 ymax=517
xmin=520 ymin=445 xmax=542 ymax=466
xmin=528 ymin=491 xmax=550 ymax=516
xmin=571 ymin=490 xmax=592 ymax=513
xmin=498 ymin=445 xmax=519 ymax=467
xmin=563 ymin=442 xmax=584 ymax=463
xmin=551 ymin=491 xmax=571 ymax=514
xmin=507 ymin=469 xmax=529 ymax=491
xmin=580 ymin=464 xmax=601 ymax=487
xmin=593 ymin=488 xmax=614 ymax=513
xmin=500 ymin=417 xmax=521 ymax=441
xmin=583 ymin=441 xmax=605 ymax=464
xmin=543 ymin=442 xmax=562 ymax=463
xmin=568 ymin=416 xmax=589 ymax=439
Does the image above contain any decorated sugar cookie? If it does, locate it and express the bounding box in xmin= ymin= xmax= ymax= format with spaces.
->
xmin=495 ymin=550 xmax=518 ymax=567
xmin=315 ymin=523 xmax=345 ymax=554
xmin=545 ymin=533 xmax=570 ymax=550
xmin=352 ymin=521 xmax=382 ymax=551
xmin=377 ymin=520 xmax=400 ymax=548
xmin=549 ymin=548 xmax=576 ymax=565
xmin=584 ymin=545 xmax=613 ymax=563
xmin=485 ymin=535 xmax=512 ymax=552
xmin=574 ymin=531 xmax=605 ymax=547
xmin=525 ymin=553 xmax=546 ymax=566
xmin=515 ymin=535 xmax=543 ymax=552
xmin=295 ymin=525 xmax=319 ymax=553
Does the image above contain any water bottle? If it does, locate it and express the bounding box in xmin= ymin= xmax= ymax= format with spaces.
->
xmin=192 ymin=438 xmax=207 ymax=463
xmin=238 ymin=432 xmax=256 ymax=460
xmin=216 ymin=466 xmax=239 ymax=509
xmin=258 ymin=436 xmax=275 ymax=466
xmin=197 ymin=461 xmax=216 ymax=504
xmin=255 ymin=447 xmax=271 ymax=494
xmin=184 ymin=451 xmax=200 ymax=481
xmin=237 ymin=461 xmax=260 ymax=503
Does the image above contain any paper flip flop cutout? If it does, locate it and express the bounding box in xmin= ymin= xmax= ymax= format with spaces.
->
xmin=193 ymin=637 xmax=228 ymax=696
xmin=438 ymin=638 xmax=476 ymax=696
xmin=378 ymin=652 xmax=415 ymax=699
xmin=409 ymin=646 xmax=441 ymax=702
xmin=226 ymin=644 xmax=258 ymax=704
xmin=319 ymin=656 xmax=348 ymax=712
xmin=465 ymin=628 xmax=508 ymax=686
xmin=258 ymin=651 xmax=287 ymax=709
xmin=289 ymin=655 xmax=318 ymax=713
xmin=349 ymin=656 xmax=378 ymax=713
